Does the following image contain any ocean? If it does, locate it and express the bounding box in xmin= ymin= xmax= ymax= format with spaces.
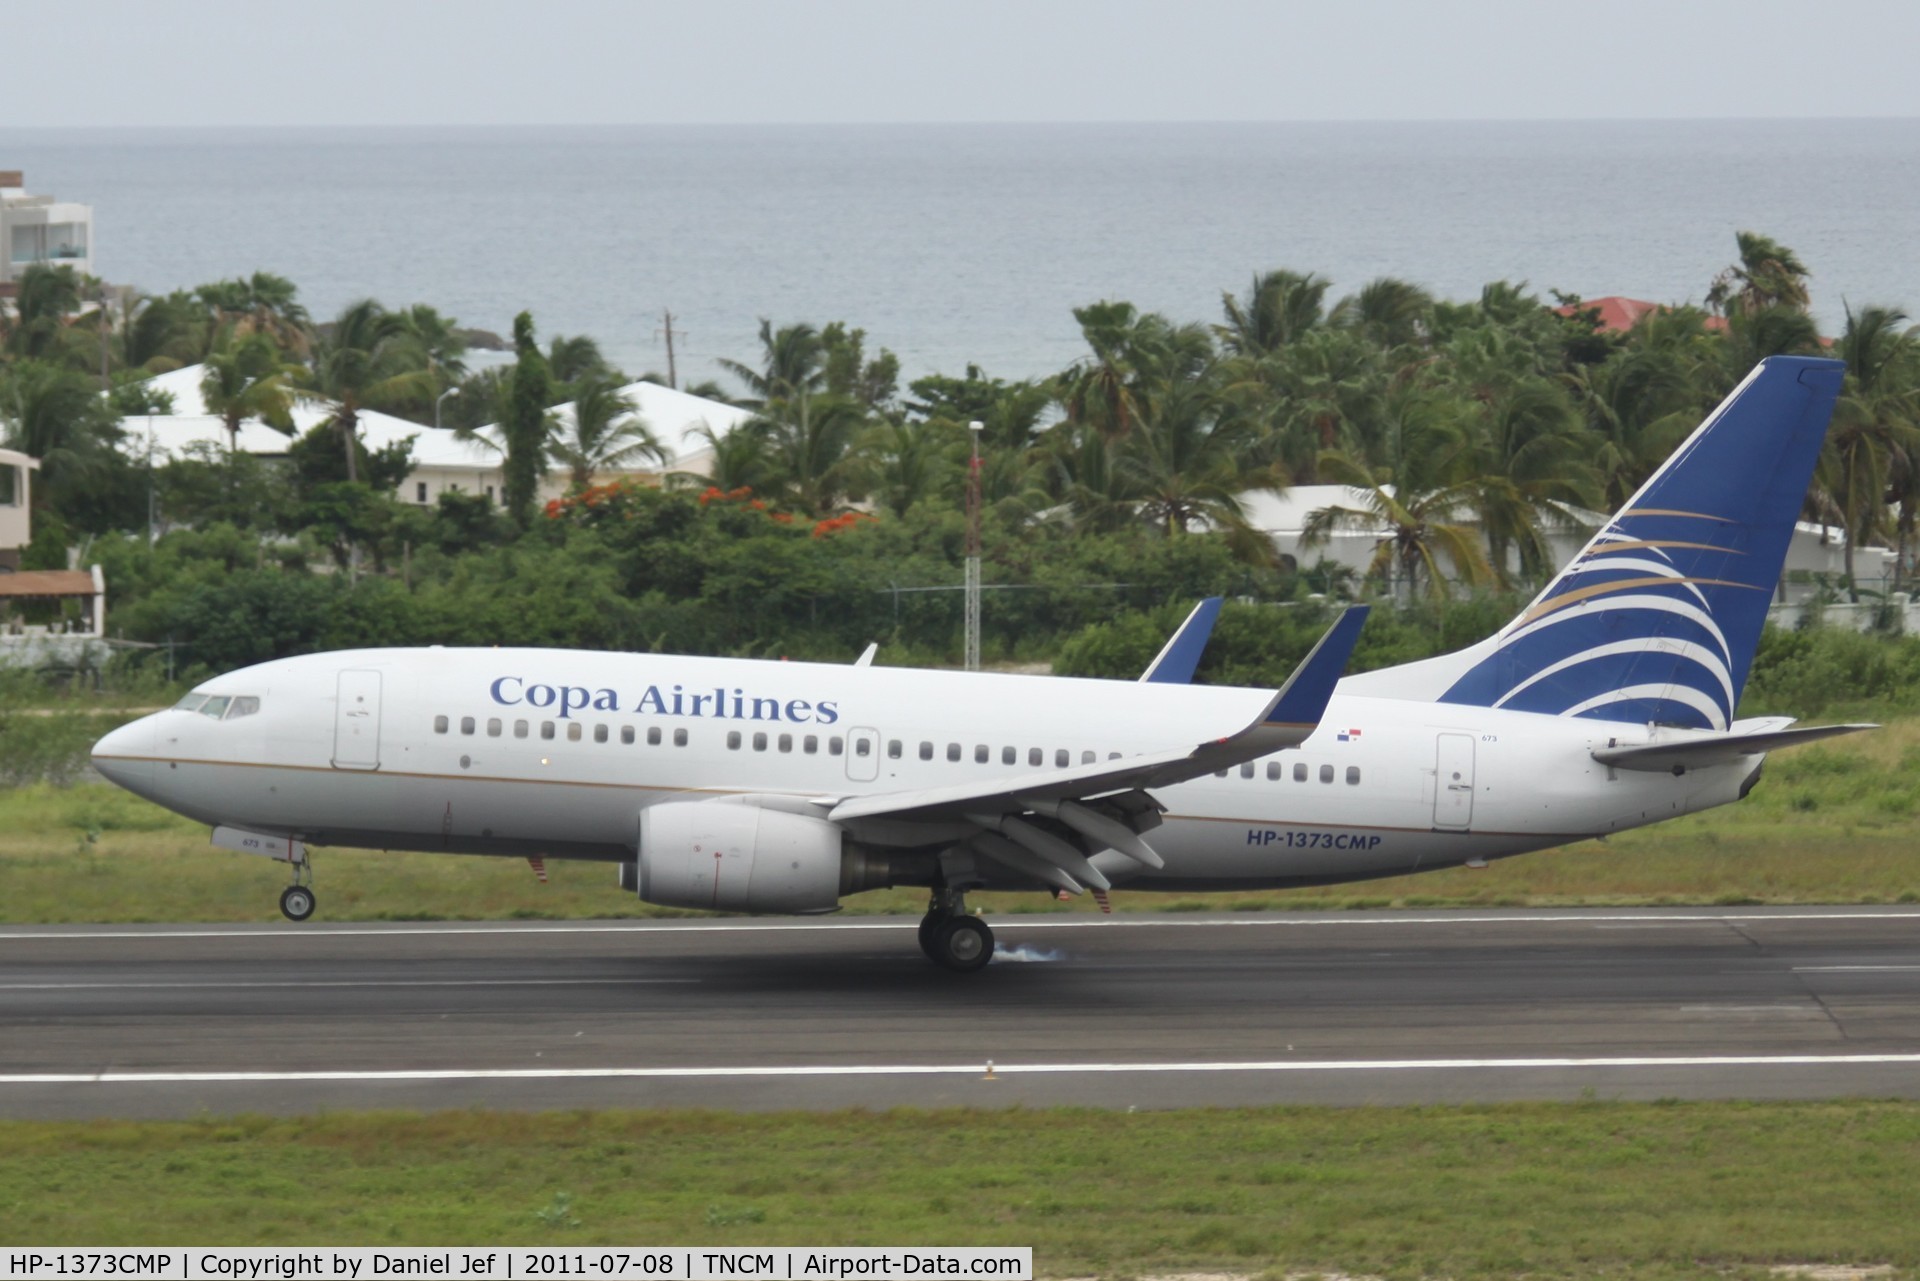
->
xmin=2 ymin=120 xmax=1916 ymax=386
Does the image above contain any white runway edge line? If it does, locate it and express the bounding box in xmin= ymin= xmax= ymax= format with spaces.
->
xmin=4 ymin=910 xmax=1920 ymax=943
xmin=9 ymin=1053 xmax=1920 ymax=1086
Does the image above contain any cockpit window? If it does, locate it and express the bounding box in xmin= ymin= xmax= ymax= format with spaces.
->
xmin=174 ymin=693 xmax=208 ymax=713
xmin=226 ymin=696 xmax=261 ymax=719
xmin=198 ymin=696 xmax=231 ymax=719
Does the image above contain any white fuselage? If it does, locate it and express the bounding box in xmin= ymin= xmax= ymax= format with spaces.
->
xmin=92 ymin=647 xmax=1756 ymax=893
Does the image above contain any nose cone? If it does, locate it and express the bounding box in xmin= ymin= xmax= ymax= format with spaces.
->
xmin=91 ymin=715 xmax=157 ymax=795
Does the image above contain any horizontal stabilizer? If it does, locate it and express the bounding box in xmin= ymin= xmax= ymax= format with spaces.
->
xmin=1592 ymin=723 xmax=1876 ymax=773
xmin=1139 ymin=597 xmax=1223 ymax=684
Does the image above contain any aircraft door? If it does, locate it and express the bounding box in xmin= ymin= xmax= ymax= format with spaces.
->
xmin=332 ymin=669 xmax=383 ymax=771
xmin=1432 ymin=733 xmax=1475 ymax=830
xmin=845 ymin=727 xmax=881 ymax=782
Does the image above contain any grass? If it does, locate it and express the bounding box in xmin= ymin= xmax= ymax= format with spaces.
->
xmin=1 ymin=1103 xmax=1917 ymax=1277
xmin=2 ymin=717 xmax=1917 ymax=925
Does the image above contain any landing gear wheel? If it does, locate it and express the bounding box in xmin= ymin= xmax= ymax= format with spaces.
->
xmin=279 ymin=885 xmax=316 ymax=922
xmin=928 ymin=915 xmax=994 ymax=972
xmin=917 ymin=912 xmax=948 ymax=958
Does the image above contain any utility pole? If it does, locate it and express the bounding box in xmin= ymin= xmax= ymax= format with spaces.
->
xmin=965 ymin=421 xmax=984 ymax=672
xmin=655 ymin=309 xmax=680 ymax=389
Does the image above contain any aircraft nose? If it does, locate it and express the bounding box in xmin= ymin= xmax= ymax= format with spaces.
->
xmin=91 ymin=715 xmax=157 ymax=792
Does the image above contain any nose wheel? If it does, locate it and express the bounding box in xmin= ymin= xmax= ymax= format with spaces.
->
xmin=919 ymin=888 xmax=994 ymax=971
xmin=279 ymin=885 xmax=316 ymax=922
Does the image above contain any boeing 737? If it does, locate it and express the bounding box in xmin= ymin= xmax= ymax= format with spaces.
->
xmin=92 ymin=356 xmax=1869 ymax=970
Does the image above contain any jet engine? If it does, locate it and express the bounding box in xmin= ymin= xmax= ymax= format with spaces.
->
xmin=636 ymin=801 xmax=891 ymax=914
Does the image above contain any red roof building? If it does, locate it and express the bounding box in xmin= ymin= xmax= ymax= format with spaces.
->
xmin=1555 ymin=295 xmax=1728 ymax=333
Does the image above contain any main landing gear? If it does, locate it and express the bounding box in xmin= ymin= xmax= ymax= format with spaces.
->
xmin=919 ymin=888 xmax=994 ymax=972
xmin=278 ymin=850 xmax=316 ymax=922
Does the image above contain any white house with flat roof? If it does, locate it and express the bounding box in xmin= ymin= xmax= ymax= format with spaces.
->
xmin=120 ymin=367 xmax=754 ymax=506
xmin=1240 ymin=484 xmax=1898 ymax=607
xmin=0 ymin=171 xmax=93 ymax=291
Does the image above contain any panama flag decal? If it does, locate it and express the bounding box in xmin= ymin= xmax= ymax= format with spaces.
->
xmin=1337 ymin=728 xmax=1362 ymax=742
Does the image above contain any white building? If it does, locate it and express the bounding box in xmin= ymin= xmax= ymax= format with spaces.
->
xmin=526 ymin=377 xmax=756 ymax=480
xmin=1241 ymin=484 xmax=1896 ymax=605
xmin=122 ymin=367 xmax=754 ymax=506
xmin=0 ymin=447 xmax=38 ymax=571
xmin=0 ymin=171 xmax=93 ymax=290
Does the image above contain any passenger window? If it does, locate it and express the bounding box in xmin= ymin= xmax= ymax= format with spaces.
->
xmin=1346 ymin=766 xmax=1361 ymax=785
xmin=514 ymin=720 xmax=529 ymax=739
xmin=487 ymin=718 xmax=502 ymax=737
xmin=620 ymin=726 xmax=634 ymax=745
xmin=593 ymin=724 xmax=608 ymax=743
xmin=1214 ymin=770 xmax=1228 ymax=779
xmin=1055 ymin=749 xmax=1069 ymax=768
xmin=1081 ymin=751 xmax=1094 ymax=765
xmin=887 ymin=739 xmax=902 ymax=759
xmin=975 ymin=745 xmax=989 ymax=764
xmin=947 ymin=743 xmax=961 ymax=762
xmin=226 ymin=696 xmax=261 ymax=719
xmin=1002 ymin=746 xmax=1016 ymax=765
xmin=829 ymin=736 xmax=844 ymax=756
xmin=1319 ymin=764 xmax=1334 ymax=784
xmin=1293 ymin=762 xmax=1307 ymax=782
xmin=1240 ymin=763 xmax=1254 ymax=779
xmin=1267 ymin=761 xmax=1281 ymax=781
xmin=919 ymin=741 xmax=933 ymax=761
xmin=647 ymin=727 xmax=662 ymax=746
xmin=753 ymin=732 xmax=768 ymax=751
xmin=727 ymin=731 xmax=742 ymax=750
xmin=542 ymin=722 xmax=556 ymax=741
xmin=1029 ymin=747 xmax=1043 ymax=766
xmin=200 ymin=696 xmax=231 ymax=720
xmin=567 ymin=723 xmax=582 ymax=742
xmin=434 ymin=715 xmax=449 ymax=734
xmin=460 ymin=716 xmax=475 ymax=735
xmin=779 ymin=734 xmax=793 ymax=753
xmin=1108 ymin=752 xmax=1121 ymax=760
xmin=855 ymin=737 xmax=872 ymax=757
xmin=804 ymin=735 xmax=818 ymax=754
xmin=673 ymin=729 xmax=688 ymax=747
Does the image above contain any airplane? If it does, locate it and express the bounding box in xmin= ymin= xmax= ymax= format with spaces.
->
xmin=92 ymin=355 xmax=1871 ymax=971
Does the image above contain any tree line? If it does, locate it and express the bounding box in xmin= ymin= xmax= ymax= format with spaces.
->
xmin=1 ymin=231 xmax=1915 ymax=681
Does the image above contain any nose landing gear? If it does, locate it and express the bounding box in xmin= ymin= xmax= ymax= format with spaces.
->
xmin=919 ymin=887 xmax=994 ymax=972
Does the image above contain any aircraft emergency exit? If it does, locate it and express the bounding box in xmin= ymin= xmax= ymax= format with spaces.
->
xmin=92 ymin=356 xmax=1870 ymax=969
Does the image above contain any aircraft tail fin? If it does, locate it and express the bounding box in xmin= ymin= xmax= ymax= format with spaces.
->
xmin=1351 ymin=356 xmax=1845 ymax=730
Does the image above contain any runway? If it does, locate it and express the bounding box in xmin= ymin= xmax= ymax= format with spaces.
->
xmin=2 ymin=907 xmax=1918 ymax=1118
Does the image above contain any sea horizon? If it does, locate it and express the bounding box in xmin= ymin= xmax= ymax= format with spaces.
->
xmin=4 ymin=118 xmax=1914 ymax=384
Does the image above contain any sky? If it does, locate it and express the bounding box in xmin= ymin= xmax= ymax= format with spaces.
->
xmin=11 ymin=0 xmax=1920 ymax=127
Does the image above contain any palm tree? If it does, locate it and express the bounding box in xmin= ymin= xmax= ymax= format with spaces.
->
xmin=1824 ymin=304 xmax=1920 ymax=596
xmin=1330 ymin=277 xmax=1434 ymax=349
xmin=1217 ymin=269 xmax=1329 ymax=357
xmin=305 ymin=299 xmax=436 ymax=484
xmin=401 ymin=305 xmax=470 ymax=383
xmin=1116 ymin=364 xmax=1282 ymax=538
xmin=548 ymin=374 xmax=664 ymax=490
xmin=1707 ymin=231 xmax=1813 ymax=316
xmin=1301 ymin=390 xmax=1493 ymax=601
xmin=717 ymin=320 xmax=826 ymax=409
xmin=856 ymin=418 xmax=962 ymax=518
xmin=3 ymin=264 xmax=81 ymax=360
xmin=201 ymin=329 xmax=299 ymax=454
xmin=753 ymin=390 xmax=869 ymax=516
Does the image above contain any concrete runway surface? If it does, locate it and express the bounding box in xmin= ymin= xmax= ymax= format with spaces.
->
xmin=1 ymin=907 xmax=1918 ymax=1118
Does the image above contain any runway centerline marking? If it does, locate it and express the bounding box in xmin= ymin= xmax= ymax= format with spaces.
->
xmin=3 ymin=910 xmax=1918 ymax=944
xmin=0 ymin=990 xmax=698 ymax=998
xmin=7 ymin=1053 xmax=1920 ymax=1086
xmin=1794 ymin=965 xmax=1920 ymax=972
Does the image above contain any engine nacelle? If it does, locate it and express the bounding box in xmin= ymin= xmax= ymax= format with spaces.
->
xmin=638 ymin=801 xmax=850 ymax=914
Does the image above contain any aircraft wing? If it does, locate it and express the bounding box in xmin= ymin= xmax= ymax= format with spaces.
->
xmin=1591 ymin=721 xmax=1875 ymax=773
xmin=825 ymin=610 xmax=1367 ymax=841
xmin=1138 ymin=597 xmax=1223 ymax=683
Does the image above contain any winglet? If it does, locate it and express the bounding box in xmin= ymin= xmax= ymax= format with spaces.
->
xmin=853 ymin=643 xmax=878 ymax=668
xmin=1265 ymin=605 xmax=1369 ymax=728
xmin=1139 ymin=597 xmax=1223 ymax=684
